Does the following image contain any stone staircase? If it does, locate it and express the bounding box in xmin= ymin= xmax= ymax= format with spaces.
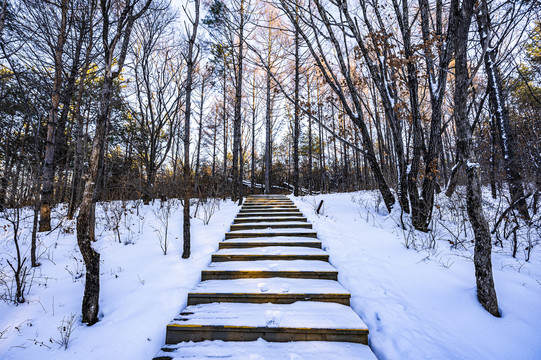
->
xmin=153 ymin=195 xmax=376 ymax=359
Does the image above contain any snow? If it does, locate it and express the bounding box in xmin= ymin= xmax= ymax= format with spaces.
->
xmin=227 ymin=228 xmax=316 ymax=235
xmin=1 ymin=191 xmax=540 ymax=359
xmin=215 ymin=246 xmax=327 ymax=256
xmin=290 ymin=192 xmax=541 ymax=360
xmin=231 ymin=221 xmax=310 ymax=226
xmin=0 ymin=199 xmax=239 ymax=360
xmin=170 ymin=301 xmax=368 ymax=329
xmin=158 ymin=339 xmax=377 ymax=359
xmin=205 ymin=259 xmax=336 ymax=272
xmin=190 ymin=278 xmax=349 ymax=295
xmin=221 ymin=236 xmax=320 ymax=244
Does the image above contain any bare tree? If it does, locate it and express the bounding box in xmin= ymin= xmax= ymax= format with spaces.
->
xmin=39 ymin=0 xmax=70 ymax=232
xmin=77 ymin=0 xmax=152 ymax=325
xmin=279 ymin=0 xmax=395 ymax=212
xmin=130 ymin=5 xmax=182 ymax=203
xmin=476 ymin=0 xmax=530 ymax=220
xmin=181 ymin=0 xmax=200 ymax=259
xmin=453 ymin=0 xmax=499 ymax=317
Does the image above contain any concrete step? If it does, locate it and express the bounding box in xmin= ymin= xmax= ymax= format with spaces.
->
xmin=233 ymin=216 xmax=307 ymax=223
xmin=236 ymin=212 xmax=303 ymax=218
xmin=230 ymin=222 xmax=312 ymax=231
xmin=154 ymin=339 xmax=377 ymax=360
xmin=165 ymin=302 xmax=369 ymax=344
xmin=225 ymin=229 xmax=317 ymax=239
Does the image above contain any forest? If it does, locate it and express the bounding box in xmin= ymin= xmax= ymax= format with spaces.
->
xmin=0 ymin=0 xmax=540 ymax=356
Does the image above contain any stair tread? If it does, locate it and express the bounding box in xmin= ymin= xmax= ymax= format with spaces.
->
xmin=190 ymin=278 xmax=349 ymax=295
xmin=236 ymin=212 xmax=302 ymax=217
xmin=170 ymin=301 xmax=367 ymax=330
xmin=232 ymin=221 xmax=310 ymax=226
xmin=234 ymin=217 xmax=307 ymax=222
xmin=205 ymin=259 xmax=335 ymax=272
xmin=156 ymin=339 xmax=376 ymax=360
xmin=226 ymin=229 xmax=317 ymax=235
xmin=222 ymin=236 xmax=321 ymax=243
xmin=216 ymin=246 xmax=327 ymax=256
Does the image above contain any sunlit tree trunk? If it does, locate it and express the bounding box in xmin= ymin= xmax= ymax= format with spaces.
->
xmin=39 ymin=0 xmax=69 ymax=232
xmin=182 ymin=0 xmax=200 ymax=258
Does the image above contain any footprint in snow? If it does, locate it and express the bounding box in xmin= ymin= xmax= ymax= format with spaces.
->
xmin=265 ymin=310 xmax=282 ymax=327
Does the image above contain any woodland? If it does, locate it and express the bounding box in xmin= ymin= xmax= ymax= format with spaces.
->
xmin=0 ymin=0 xmax=540 ymax=334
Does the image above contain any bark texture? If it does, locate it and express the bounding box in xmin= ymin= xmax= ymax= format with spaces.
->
xmin=39 ymin=0 xmax=69 ymax=232
xmin=454 ymin=0 xmax=499 ymax=317
xmin=182 ymin=0 xmax=200 ymax=259
xmin=476 ymin=0 xmax=529 ymax=220
xmin=77 ymin=0 xmax=152 ymax=325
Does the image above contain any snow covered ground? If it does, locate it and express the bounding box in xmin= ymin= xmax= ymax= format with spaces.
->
xmin=0 ymin=199 xmax=239 ymax=359
xmin=291 ymin=191 xmax=541 ymax=360
xmin=0 ymin=191 xmax=540 ymax=359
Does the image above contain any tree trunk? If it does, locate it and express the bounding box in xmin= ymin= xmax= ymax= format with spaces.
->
xmin=318 ymin=86 xmax=325 ymax=193
xmin=222 ymin=56 xmax=228 ymax=184
xmin=490 ymin=114 xmax=497 ymax=199
xmin=476 ymin=0 xmax=529 ymax=220
xmin=251 ymin=72 xmax=256 ymax=192
xmin=308 ymin=91 xmax=313 ymax=195
xmin=195 ymin=76 xmax=205 ymax=195
xmin=454 ymin=0 xmax=499 ymax=317
xmin=293 ymin=12 xmax=300 ymax=197
xmin=231 ymin=0 xmax=245 ymax=202
xmin=39 ymin=0 xmax=69 ymax=232
xmin=183 ymin=0 xmax=200 ymax=259
xmin=265 ymin=67 xmax=272 ymax=194
xmin=77 ymin=0 xmax=152 ymax=325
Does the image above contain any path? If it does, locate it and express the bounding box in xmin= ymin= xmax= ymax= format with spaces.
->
xmin=153 ymin=195 xmax=377 ymax=359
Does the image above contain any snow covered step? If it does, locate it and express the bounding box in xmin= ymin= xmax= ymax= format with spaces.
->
xmin=233 ymin=216 xmax=307 ymax=223
xmin=230 ymin=222 xmax=312 ymax=231
xmin=212 ymin=246 xmax=328 ymax=262
xmin=243 ymin=201 xmax=294 ymax=205
xmin=240 ymin=208 xmax=301 ymax=213
xmin=166 ymin=302 xmax=369 ymax=344
xmin=241 ymin=204 xmax=297 ymax=209
xmin=236 ymin=211 xmax=303 ymax=218
xmin=219 ymin=237 xmax=322 ymax=249
xmin=225 ymin=228 xmax=318 ymax=239
xmin=187 ymin=278 xmax=350 ymax=305
xmin=154 ymin=339 xmax=377 ymax=360
xmin=247 ymin=195 xmax=288 ymax=198
xmin=201 ymin=260 xmax=337 ymax=280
